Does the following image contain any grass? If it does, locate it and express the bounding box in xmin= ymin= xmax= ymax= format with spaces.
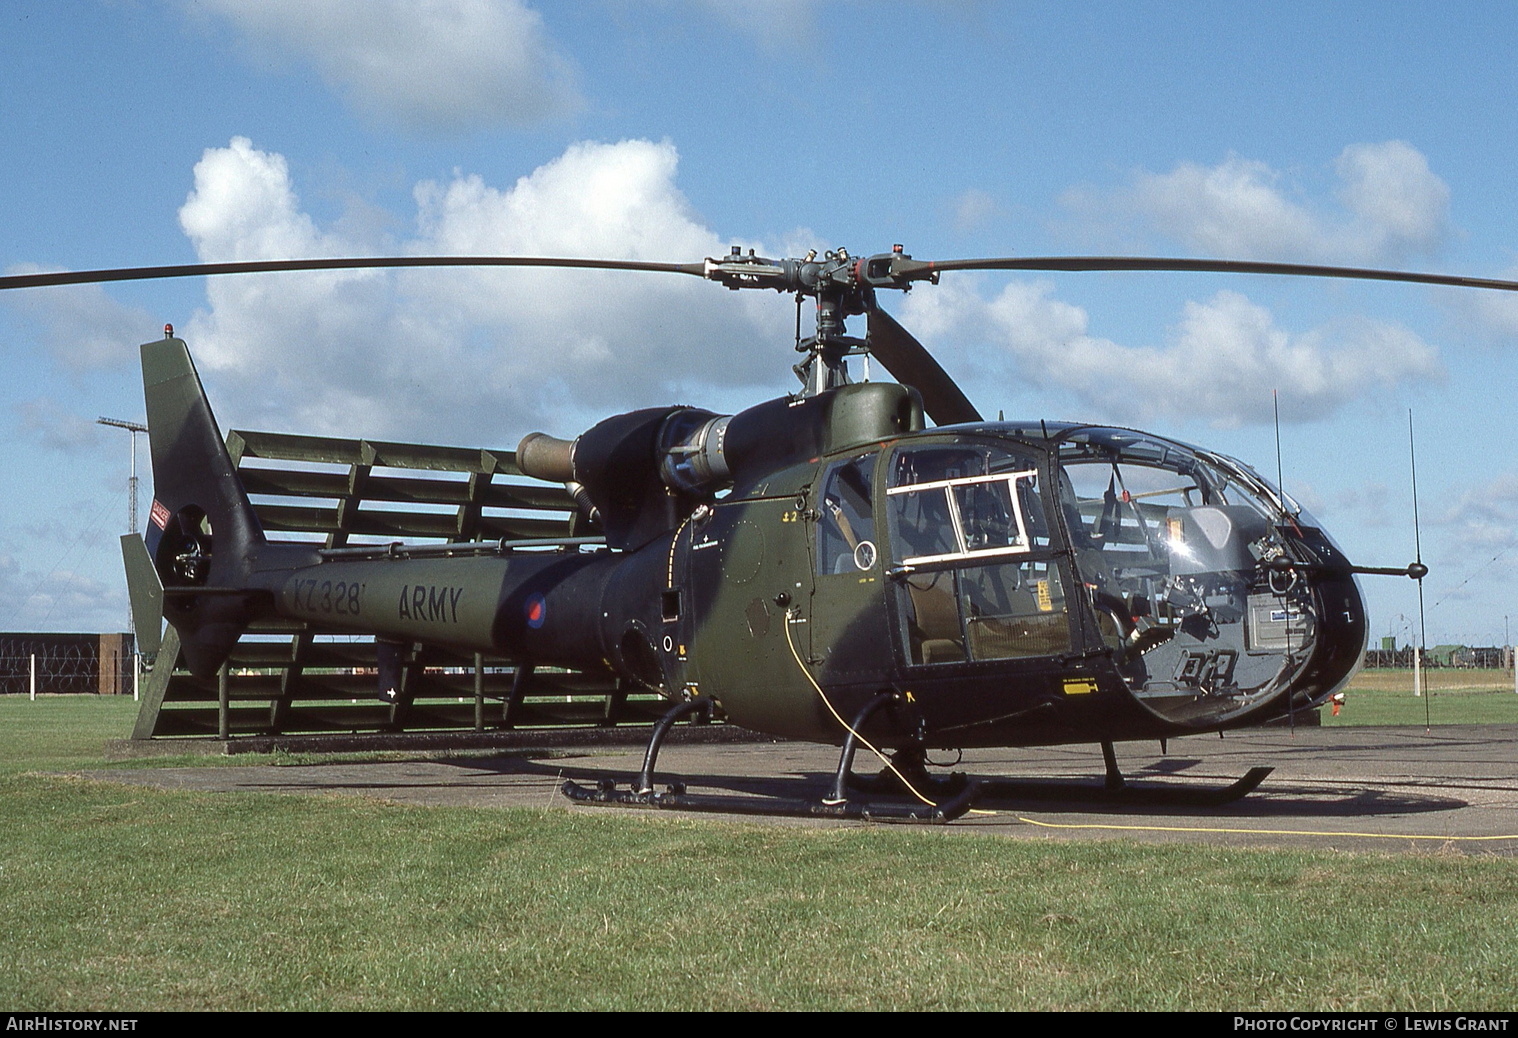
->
xmin=1328 ymin=668 xmax=1518 ymax=726
xmin=1 ymin=695 xmax=1516 ymax=1010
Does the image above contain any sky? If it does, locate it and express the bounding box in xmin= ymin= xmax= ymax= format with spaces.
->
xmin=3 ymin=0 xmax=1518 ymax=651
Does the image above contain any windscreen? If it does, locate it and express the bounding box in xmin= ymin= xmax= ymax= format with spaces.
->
xmin=1056 ymin=428 xmax=1317 ymax=726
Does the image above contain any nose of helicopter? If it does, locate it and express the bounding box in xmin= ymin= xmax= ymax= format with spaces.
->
xmin=1271 ymin=544 xmax=1371 ymax=719
xmin=1045 ymin=425 xmax=1372 ymax=732
xmin=1146 ymin=529 xmax=1371 ymax=731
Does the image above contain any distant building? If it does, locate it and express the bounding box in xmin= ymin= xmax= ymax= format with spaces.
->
xmin=0 ymin=633 xmax=135 ymax=694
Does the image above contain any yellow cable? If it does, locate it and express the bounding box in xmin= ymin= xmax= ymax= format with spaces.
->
xmin=782 ymin=610 xmax=939 ymax=808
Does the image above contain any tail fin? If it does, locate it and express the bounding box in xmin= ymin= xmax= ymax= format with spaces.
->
xmin=120 ymin=532 xmax=163 ymax=659
xmin=139 ymin=334 xmax=267 ymax=677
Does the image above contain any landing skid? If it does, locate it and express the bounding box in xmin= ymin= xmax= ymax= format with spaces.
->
xmin=560 ymin=777 xmax=977 ymax=823
xmin=970 ymin=766 xmax=1273 ymax=807
xmin=968 ymin=739 xmax=1272 ymax=807
xmin=560 ymin=703 xmax=1273 ymax=823
xmin=840 ymin=740 xmax=1271 ymax=809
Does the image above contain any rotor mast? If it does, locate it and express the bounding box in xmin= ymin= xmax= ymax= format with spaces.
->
xmin=702 ymin=244 xmax=929 ymax=398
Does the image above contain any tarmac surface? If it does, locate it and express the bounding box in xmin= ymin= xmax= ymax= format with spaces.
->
xmin=88 ymin=723 xmax=1518 ymax=855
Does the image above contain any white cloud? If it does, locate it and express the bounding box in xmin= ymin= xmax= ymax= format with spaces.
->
xmin=0 ymin=552 xmax=125 ymax=633
xmin=1064 ymin=141 xmax=1450 ymax=265
xmin=694 ymin=0 xmax=817 ymax=52
xmin=900 ymin=277 xmax=1441 ymax=427
xmin=177 ymin=137 xmax=790 ymax=443
xmin=198 ymin=0 xmax=581 ymax=133
xmin=1122 ymin=157 xmax=1322 ymax=259
xmin=1416 ymin=475 xmax=1518 ymax=612
xmin=950 ymin=189 xmax=1003 ymax=234
xmin=0 ymin=266 xmax=157 ymax=371
xmin=412 ymin=139 xmax=715 ymax=258
xmin=13 ymin=400 xmax=104 ymax=453
xmin=1446 ymin=262 xmax=1518 ymax=342
xmin=1334 ymin=141 xmax=1450 ymax=258
xmin=178 ymin=140 xmax=340 ymax=261
xmin=1438 ymin=473 xmax=1518 ymax=546
xmin=170 ymin=136 xmax=1449 ymax=442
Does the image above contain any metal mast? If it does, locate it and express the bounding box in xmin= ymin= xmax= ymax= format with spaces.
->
xmin=98 ymin=416 xmax=151 ymax=698
xmin=97 ymin=416 xmax=148 ymax=535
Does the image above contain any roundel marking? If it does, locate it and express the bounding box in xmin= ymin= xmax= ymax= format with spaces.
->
xmin=525 ymin=593 xmax=547 ymax=629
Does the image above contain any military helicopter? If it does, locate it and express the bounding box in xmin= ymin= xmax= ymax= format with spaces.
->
xmin=6 ymin=248 xmax=1507 ymax=821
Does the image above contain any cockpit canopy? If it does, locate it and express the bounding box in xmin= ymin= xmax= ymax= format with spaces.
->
xmin=876 ymin=426 xmax=1326 ymax=728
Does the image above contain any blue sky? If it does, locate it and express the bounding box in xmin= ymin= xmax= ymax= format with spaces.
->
xmin=3 ymin=1 xmax=1518 ymax=650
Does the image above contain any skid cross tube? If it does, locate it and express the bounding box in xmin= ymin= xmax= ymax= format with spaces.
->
xmin=825 ymin=690 xmax=902 ymax=805
xmin=559 ymin=689 xmax=980 ymax=822
xmin=636 ymin=697 xmax=714 ymax=794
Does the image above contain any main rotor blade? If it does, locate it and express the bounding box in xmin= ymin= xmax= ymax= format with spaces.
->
xmin=0 ymin=255 xmax=709 ymax=292
xmin=15 ymin=252 xmax=1518 ymax=295
xmin=895 ymin=255 xmax=1518 ymax=293
xmin=866 ymin=306 xmax=982 ymax=426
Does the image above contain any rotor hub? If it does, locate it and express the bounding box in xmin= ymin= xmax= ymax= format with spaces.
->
xmin=705 ymin=245 xmax=922 ymax=396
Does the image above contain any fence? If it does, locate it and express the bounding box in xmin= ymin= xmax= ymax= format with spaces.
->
xmin=0 ymin=633 xmax=135 ymax=695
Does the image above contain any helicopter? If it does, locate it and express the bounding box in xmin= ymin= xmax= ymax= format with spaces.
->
xmin=6 ymin=247 xmax=1502 ymax=822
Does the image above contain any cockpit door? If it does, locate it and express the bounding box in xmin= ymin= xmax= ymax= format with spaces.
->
xmin=884 ymin=439 xmax=1073 ymax=668
xmin=806 ymin=451 xmax=893 ymax=685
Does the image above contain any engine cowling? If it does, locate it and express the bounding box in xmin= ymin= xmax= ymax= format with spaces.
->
xmin=517 ymin=381 xmax=925 ymax=549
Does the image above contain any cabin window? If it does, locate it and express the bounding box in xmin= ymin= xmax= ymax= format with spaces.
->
xmin=899 ymin=559 xmax=1070 ymax=665
xmin=816 ymin=453 xmax=879 ymax=575
xmin=887 ymin=444 xmax=1051 ymax=563
xmin=886 ymin=443 xmax=1067 ymax=665
xmin=888 ymin=471 xmax=1038 ymax=565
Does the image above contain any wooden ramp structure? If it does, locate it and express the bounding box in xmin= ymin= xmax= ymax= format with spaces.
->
xmin=132 ymin=429 xmax=674 ymax=742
